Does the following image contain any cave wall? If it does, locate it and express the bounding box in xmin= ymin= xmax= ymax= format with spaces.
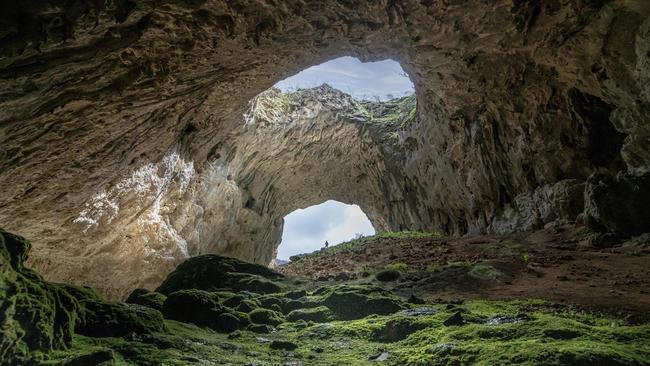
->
xmin=0 ymin=0 xmax=649 ymax=297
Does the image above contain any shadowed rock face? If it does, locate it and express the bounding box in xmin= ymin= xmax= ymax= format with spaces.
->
xmin=0 ymin=0 xmax=649 ymax=297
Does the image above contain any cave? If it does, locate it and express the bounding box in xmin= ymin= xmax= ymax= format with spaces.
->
xmin=1 ymin=1 xmax=649 ymax=365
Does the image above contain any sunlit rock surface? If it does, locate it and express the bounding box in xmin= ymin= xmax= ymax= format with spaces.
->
xmin=0 ymin=0 xmax=649 ymax=297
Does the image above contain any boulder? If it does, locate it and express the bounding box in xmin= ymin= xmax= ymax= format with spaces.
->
xmin=125 ymin=288 xmax=167 ymax=311
xmin=287 ymin=306 xmax=334 ymax=323
xmin=319 ymin=285 xmax=406 ymax=320
xmin=75 ymin=301 xmax=167 ymax=338
xmin=156 ymin=255 xmax=284 ymax=295
xmin=584 ymin=172 xmax=650 ymax=236
xmin=161 ymin=289 xmax=223 ymax=327
xmin=249 ymin=308 xmax=285 ymax=326
xmin=371 ymin=318 xmax=426 ymax=342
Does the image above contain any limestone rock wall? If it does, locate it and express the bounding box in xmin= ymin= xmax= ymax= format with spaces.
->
xmin=0 ymin=0 xmax=649 ymax=297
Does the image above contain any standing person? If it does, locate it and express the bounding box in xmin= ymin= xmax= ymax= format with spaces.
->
xmin=324 ymin=240 xmax=329 ymax=249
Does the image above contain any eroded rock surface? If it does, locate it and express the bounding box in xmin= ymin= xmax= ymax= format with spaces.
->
xmin=0 ymin=1 xmax=649 ymax=296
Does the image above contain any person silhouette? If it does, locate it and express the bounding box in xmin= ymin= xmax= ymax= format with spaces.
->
xmin=324 ymin=240 xmax=329 ymax=249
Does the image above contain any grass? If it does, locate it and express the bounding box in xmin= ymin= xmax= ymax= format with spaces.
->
xmin=291 ymin=231 xmax=441 ymax=260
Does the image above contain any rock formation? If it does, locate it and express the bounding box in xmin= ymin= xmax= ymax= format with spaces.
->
xmin=1 ymin=0 xmax=649 ymax=297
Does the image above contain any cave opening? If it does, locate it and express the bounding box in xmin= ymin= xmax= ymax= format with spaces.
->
xmin=275 ymin=200 xmax=375 ymax=263
xmin=272 ymin=56 xmax=414 ymax=101
xmin=239 ymin=55 xmax=417 ymax=265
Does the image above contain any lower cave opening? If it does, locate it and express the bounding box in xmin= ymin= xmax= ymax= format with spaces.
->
xmin=275 ymin=200 xmax=375 ymax=263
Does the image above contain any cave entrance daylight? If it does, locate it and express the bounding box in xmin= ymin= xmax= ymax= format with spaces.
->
xmin=273 ymin=56 xmax=414 ymax=100
xmin=275 ymin=200 xmax=375 ymax=263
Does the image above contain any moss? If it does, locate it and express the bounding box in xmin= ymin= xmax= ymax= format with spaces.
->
xmin=75 ymin=301 xmax=167 ymax=338
xmin=257 ymin=294 xmax=285 ymax=310
xmin=383 ymin=262 xmax=409 ymax=272
xmin=225 ymin=272 xmax=283 ymax=294
xmin=467 ymin=262 xmax=502 ymax=281
xmin=161 ymin=289 xmax=222 ymax=328
xmin=318 ymin=285 xmax=406 ymax=320
xmin=287 ymin=306 xmax=334 ymax=323
xmin=4 ymin=229 xmax=649 ymax=366
xmin=235 ymin=299 xmax=260 ymax=313
xmin=249 ymin=308 xmax=285 ymax=326
xmin=294 ymin=231 xmax=440 ymax=260
xmin=36 ymin=298 xmax=650 ymax=366
xmin=155 ymin=254 xmax=283 ymax=295
xmin=0 ymin=230 xmax=82 ymax=365
xmin=360 ymin=94 xmax=417 ymax=126
xmin=214 ymin=313 xmax=245 ymax=333
xmin=251 ymin=89 xmax=292 ymax=124
xmin=370 ymin=318 xmax=427 ymax=342
xmin=125 ymin=288 xmax=166 ymax=311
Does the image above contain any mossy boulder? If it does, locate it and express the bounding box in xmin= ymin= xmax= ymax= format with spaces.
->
xmin=125 ymin=288 xmax=166 ymax=311
xmin=214 ymin=312 xmax=249 ymax=333
xmin=371 ymin=318 xmax=427 ymax=342
xmin=235 ymin=299 xmax=260 ymax=313
xmin=60 ymin=349 xmax=116 ymax=366
xmin=257 ymin=294 xmax=285 ymax=310
xmin=76 ymin=300 xmax=167 ymax=338
xmin=161 ymin=289 xmax=250 ymax=333
xmin=318 ymin=285 xmax=406 ymax=320
xmin=270 ymin=340 xmax=298 ymax=351
xmin=287 ymin=306 xmax=334 ymax=323
xmin=249 ymin=308 xmax=285 ymax=326
xmin=221 ymin=293 xmax=246 ymax=308
xmin=156 ymin=254 xmax=284 ymax=295
xmin=225 ymin=272 xmax=282 ymax=294
xmin=282 ymin=298 xmax=320 ymax=313
xmin=0 ymin=230 xmax=82 ymax=364
xmin=162 ymin=289 xmax=222 ymax=327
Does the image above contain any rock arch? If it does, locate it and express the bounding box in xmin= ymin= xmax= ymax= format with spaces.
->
xmin=0 ymin=0 xmax=648 ymax=297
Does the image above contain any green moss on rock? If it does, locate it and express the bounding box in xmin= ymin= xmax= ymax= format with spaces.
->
xmin=75 ymin=301 xmax=167 ymax=338
xmin=0 ymin=230 xmax=82 ymax=365
xmin=249 ymin=308 xmax=285 ymax=326
xmin=287 ymin=306 xmax=334 ymax=323
xmin=125 ymin=288 xmax=166 ymax=311
xmin=318 ymin=285 xmax=406 ymax=320
xmin=155 ymin=254 xmax=284 ymax=295
xmin=161 ymin=289 xmax=222 ymax=327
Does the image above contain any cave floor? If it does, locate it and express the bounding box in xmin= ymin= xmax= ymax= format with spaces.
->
xmin=278 ymin=227 xmax=650 ymax=311
xmin=14 ymin=228 xmax=650 ymax=366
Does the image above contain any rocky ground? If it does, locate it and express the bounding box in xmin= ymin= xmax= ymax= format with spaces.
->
xmin=2 ymin=228 xmax=649 ymax=366
xmin=278 ymin=228 xmax=650 ymax=311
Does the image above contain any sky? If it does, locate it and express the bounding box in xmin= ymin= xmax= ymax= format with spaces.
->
xmin=274 ymin=56 xmax=414 ymax=101
xmin=276 ymin=200 xmax=375 ymax=260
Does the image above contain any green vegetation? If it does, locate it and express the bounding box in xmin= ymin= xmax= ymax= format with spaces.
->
xmin=360 ymin=94 xmax=418 ymax=126
xmin=39 ymin=299 xmax=650 ymax=366
xmin=292 ymin=231 xmax=440 ymax=260
xmin=249 ymin=308 xmax=285 ymax=326
xmin=383 ymin=262 xmax=409 ymax=272
xmin=3 ymin=229 xmax=649 ymax=366
xmin=467 ymin=262 xmax=502 ymax=281
xmin=250 ymin=89 xmax=292 ymax=123
xmin=125 ymin=288 xmax=166 ymax=311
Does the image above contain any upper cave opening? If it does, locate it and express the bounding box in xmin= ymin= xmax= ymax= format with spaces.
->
xmin=272 ymin=56 xmax=414 ymax=101
xmin=275 ymin=200 xmax=375 ymax=262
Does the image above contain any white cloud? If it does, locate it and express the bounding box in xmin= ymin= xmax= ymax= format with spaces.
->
xmin=276 ymin=200 xmax=375 ymax=260
xmin=274 ymin=56 xmax=414 ymax=101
